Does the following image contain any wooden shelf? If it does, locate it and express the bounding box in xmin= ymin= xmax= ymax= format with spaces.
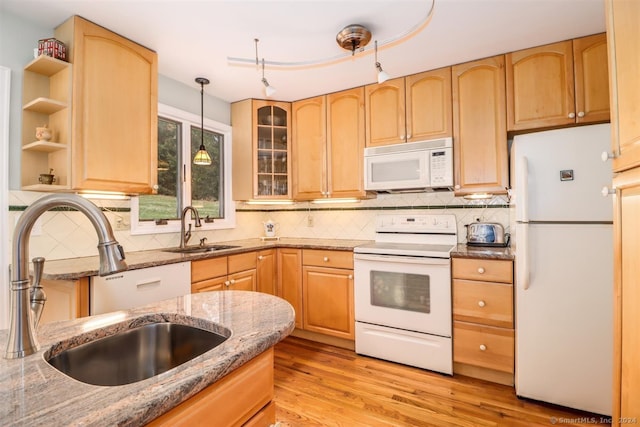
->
xmin=23 ymin=97 xmax=67 ymax=114
xmin=22 ymin=141 xmax=67 ymax=152
xmin=21 ymin=184 xmax=69 ymax=192
xmin=24 ymin=55 xmax=69 ymax=76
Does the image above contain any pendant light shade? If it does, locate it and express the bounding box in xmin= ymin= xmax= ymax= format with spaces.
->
xmin=374 ymin=41 xmax=390 ymax=84
xmin=193 ymin=77 xmax=212 ymax=166
xmin=261 ymin=59 xmax=276 ymax=98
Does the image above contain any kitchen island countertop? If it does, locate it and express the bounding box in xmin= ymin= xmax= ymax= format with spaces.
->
xmin=0 ymin=291 xmax=295 ymax=426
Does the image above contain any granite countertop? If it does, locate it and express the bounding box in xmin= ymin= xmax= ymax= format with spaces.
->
xmin=451 ymin=243 xmax=515 ymax=260
xmin=0 ymin=291 xmax=295 ymax=426
xmin=42 ymin=237 xmax=373 ymax=281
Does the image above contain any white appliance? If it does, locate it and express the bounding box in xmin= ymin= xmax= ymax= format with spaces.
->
xmin=91 ymin=262 xmax=191 ymax=315
xmin=364 ymin=138 xmax=453 ymax=192
xmin=512 ymin=123 xmax=613 ymax=415
xmin=354 ymin=214 xmax=457 ymax=374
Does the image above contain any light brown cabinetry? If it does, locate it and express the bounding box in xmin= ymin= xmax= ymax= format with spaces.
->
xmin=364 ymin=68 xmax=452 ymax=147
xmin=256 ymin=249 xmax=277 ymax=295
xmin=606 ymin=0 xmax=640 ymax=423
xmin=452 ymin=257 xmax=514 ymax=385
xmin=52 ymin=15 xmax=158 ymax=194
xmin=452 ymin=55 xmax=508 ymax=196
xmin=231 ymin=99 xmax=291 ymax=200
xmin=148 ymin=348 xmax=275 ymax=427
xmin=40 ymin=277 xmax=89 ymax=323
xmin=506 ymin=33 xmax=610 ymax=131
xmin=302 ymin=249 xmax=354 ymax=340
xmin=277 ymin=248 xmax=303 ymax=329
xmin=191 ymin=252 xmax=257 ymax=293
xmin=292 ymin=88 xmax=367 ymax=200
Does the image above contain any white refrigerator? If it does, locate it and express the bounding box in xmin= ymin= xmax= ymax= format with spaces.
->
xmin=511 ymin=123 xmax=613 ymax=415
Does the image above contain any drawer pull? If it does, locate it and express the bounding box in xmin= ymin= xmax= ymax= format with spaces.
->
xmin=258 ymin=255 xmax=263 ymax=260
xmin=323 ymin=257 xmax=329 ymax=262
xmin=478 ymin=300 xmax=486 ymax=308
xmin=477 ymin=267 xmax=485 ymax=274
xmin=225 ymin=280 xmax=231 ymax=287
xmin=348 ymin=274 xmax=353 ymax=280
xmin=479 ymin=344 xmax=487 ymax=351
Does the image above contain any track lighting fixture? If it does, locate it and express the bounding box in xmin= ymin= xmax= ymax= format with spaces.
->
xmin=193 ymin=77 xmax=212 ymax=166
xmin=374 ymin=41 xmax=390 ymax=84
xmin=261 ymin=59 xmax=276 ymax=98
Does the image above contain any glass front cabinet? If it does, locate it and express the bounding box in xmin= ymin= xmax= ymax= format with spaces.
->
xmin=231 ymin=99 xmax=291 ymax=200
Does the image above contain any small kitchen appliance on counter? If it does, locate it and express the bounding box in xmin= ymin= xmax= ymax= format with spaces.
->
xmin=354 ymin=214 xmax=457 ymax=375
xmin=465 ymin=221 xmax=510 ymax=247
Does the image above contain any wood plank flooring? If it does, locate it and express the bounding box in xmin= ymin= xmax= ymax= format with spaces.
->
xmin=273 ymin=337 xmax=611 ymax=427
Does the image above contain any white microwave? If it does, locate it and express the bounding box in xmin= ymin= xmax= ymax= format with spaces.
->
xmin=364 ymin=138 xmax=453 ymax=192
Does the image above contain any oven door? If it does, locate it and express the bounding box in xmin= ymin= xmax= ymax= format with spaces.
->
xmin=354 ymin=253 xmax=451 ymax=337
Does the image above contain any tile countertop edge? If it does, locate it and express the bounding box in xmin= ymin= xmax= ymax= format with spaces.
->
xmin=0 ymin=291 xmax=295 ymax=426
xmin=40 ymin=238 xmax=374 ymax=280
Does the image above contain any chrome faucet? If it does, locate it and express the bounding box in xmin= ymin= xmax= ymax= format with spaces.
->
xmin=179 ymin=206 xmax=202 ymax=248
xmin=6 ymin=194 xmax=127 ymax=359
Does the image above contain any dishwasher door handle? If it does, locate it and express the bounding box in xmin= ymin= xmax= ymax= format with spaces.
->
xmin=136 ymin=277 xmax=162 ymax=289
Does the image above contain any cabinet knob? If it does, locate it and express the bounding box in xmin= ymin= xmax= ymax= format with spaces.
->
xmin=477 ymin=267 xmax=485 ymax=274
xmin=229 ymin=279 xmax=236 ymax=285
xmin=323 ymin=257 xmax=329 ymax=262
xmin=601 ymin=151 xmax=616 ymax=162
xmin=478 ymin=300 xmax=486 ymax=307
xmin=601 ymin=186 xmax=615 ymax=197
xmin=454 ymin=184 xmax=461 ymax=190
xmin=568 ymin=112 xmax=576 ymax=119
xmin=348 ymin=274 xmax=353 ymax=280
xmin=258 ymin=255 xmax=263 ymax=260
xmin=406 ymin=134 xmax=412 ymax=140
xmin=479 ymin=344 xmax=487 ymax=351
xmin=225 ymin=280 xmax=230 ymax=287
xmin=577 ymin=111 xmax=585 ymax=118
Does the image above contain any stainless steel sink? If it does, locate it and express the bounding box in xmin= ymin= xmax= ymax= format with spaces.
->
xmin=162 ymin=244 xmax=240 ymax=254
xmin=45 ymin=322 xmax=229 ymax=386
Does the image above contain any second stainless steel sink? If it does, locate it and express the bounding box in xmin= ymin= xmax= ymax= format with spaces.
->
xmin=162 ymin=244 xmax=240 ymax=254
xmin=46 ymin=321 xmax=229 ymax=386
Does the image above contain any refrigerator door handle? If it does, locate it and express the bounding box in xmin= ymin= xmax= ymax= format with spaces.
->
xmin=519 ymin=223 xmax=530 ymax=290
xmin=518 ymin=156 xmax=529 ymax=223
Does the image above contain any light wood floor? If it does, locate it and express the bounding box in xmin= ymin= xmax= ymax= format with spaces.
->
xmin=273 ymin=337 xmax=610 ymax=427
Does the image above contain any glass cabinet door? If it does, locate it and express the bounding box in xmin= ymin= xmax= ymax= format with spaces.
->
xmin=256 ymin=104 xmax=289 ymax=197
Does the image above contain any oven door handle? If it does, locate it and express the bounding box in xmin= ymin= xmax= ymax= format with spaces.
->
xmin=353 ymin=253 xmax=450 ymax=265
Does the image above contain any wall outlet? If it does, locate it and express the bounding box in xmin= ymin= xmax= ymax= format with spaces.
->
xmin=307 ymin=215 xmax=314 ymax=227
xmin=114 ymin=217 xmax=129 ymax=231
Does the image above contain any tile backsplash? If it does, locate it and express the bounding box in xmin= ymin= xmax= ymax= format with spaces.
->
xmin=8 ymin=190 xmax=510 ymax=261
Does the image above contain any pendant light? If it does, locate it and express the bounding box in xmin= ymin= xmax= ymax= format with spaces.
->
xmin=374 ymin=41 xmax=390 ymax=84
xmin=193 ymin=77 xmax=212 ymax=166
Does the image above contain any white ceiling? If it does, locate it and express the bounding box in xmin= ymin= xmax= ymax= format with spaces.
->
xmin=2 ymin=0 xmax=607 ymax=103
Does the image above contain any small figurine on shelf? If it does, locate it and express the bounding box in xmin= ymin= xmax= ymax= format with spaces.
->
xmin=35 ymin=125 xmax=52 ymax=142
xmin=38 ymin=169 xmax=56 ymax=185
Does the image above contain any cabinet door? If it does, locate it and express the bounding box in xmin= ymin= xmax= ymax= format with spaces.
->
xmin=40 ymin=277 xmax=89 ymax=323
xmin=227 ymin=269 xmax=256 ymax=292
xmin=191 ymin=276 xmax=227 ymax=293
xmin=506 ymin=41 xmax=575 ymax=131
xmin=292 ymin=96 xmax=326 ymax=200
xmin=256 ymin=249 xmax=277 ymax=295
xmin=302 ymin=265 xmax=354 ymax=340
xmin=607 ymin=0 xmax=640 ymax=173
xmin=277 ymin=248 xmax=302 ymax=329
xmin=327 ymin=87 xmax=366 ymax=198
xmin=573 ymin=33 xmax=610 ymax=124
xmin=452 ymin=55 xmax=508 ymax=195
xmin=58 ymin=16 xmax=158 ymax=193
xmin=254 ymin=100 xmax=291 ymax=199
xmin=365 ymin=78 xmax=406 ymax=146
xmin=405 ymin=67 xmax=452 ymax=141
xmin=613 ymin=168 xmax=640 ymax=423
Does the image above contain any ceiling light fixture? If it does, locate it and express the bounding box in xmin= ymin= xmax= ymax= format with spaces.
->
xmin=255 ymin=38 xmax=276 ymax=98
xmin=193 ymin=77 xmax=212 ymax=166
xmin=336 ymin=24 xmax=372 ymax=55
xmin=374 ymin=40 xmax=390 ymax=84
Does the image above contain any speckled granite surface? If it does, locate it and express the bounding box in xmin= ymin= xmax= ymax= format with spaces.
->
xmin=0 ymin=291 xmax=295 ymax=426
xmin=451 ymin=243 xmax=515 ymax=260
xmin=42 ymin=238 xmax=373 ymax=280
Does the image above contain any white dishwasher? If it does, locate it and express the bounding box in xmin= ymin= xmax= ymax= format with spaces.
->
xmin=90 ymin=262 xmax=191 ymax=315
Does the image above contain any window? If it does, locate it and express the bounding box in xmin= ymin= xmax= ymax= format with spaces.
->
xmin=130 ymin=104 xmax=234 ymax=235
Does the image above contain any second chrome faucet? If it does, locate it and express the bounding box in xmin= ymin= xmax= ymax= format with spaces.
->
xmin=180 ymin=206 xmax=202 ymax=248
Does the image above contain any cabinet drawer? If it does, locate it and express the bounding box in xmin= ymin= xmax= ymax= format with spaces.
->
xmin=228 ymin=252 xmax=256 ymax=274
xmin=453 ymin=279 xmax=513 ymax=328
xmin=191 ymin=276 xmax=226 ymax=294
xmin=191 ymin=257 xmax=227 ymax=283
xmin=303 ymin=249 xmax=353 ymax=269
xmin=453 ymin=321 xmax=514 ymax=374
xmin=452 ymin=258 xmax=513 ymax=283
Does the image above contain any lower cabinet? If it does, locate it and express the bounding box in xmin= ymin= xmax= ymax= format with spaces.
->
xmin=191 ymin=252 xmax=257 ymax=293
xmin=452 ymin=257 xmax=515 ymax=385
xmin=256 ymin=249 xmax=277 ymax=295
xmin=277 ymin=248 xmax=303 ymax=328
xmin=40 ymin=277 xmax=89 ymax=323
xmin=148 ymin=348 xmax=275 ymax=427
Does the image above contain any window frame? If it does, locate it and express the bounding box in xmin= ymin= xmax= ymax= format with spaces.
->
xmin=130 ymin=103 xmax=235 ymax=235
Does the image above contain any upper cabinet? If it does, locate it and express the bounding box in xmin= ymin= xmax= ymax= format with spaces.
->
xmin=55 ymin=16 xmax=158 ymax=193
xmin=364 ymin=68 xmax=452 ymax=147
xmin=292 ymin=87 xmax=367 ymax=200
xmin=452 ymin=55 xmax=508 ymax=196
xmin=231 ymin=99 xmax=292 ymax=201
xmin=506 ymin=34 xmax=609 ymax=131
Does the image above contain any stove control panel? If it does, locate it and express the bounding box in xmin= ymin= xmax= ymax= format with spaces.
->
xmin=375 ymin=214 xmax=457 ymax=234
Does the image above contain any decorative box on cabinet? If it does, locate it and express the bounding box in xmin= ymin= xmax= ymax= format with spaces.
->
xmin=506 ymin=33 xmax=610 ymax=132
xmin=52 ymin=15 xmax=158 ymax=194
xmin=452 ymin=55 xmax=508 ymax=196
xmin=292 ymin=88 xmax=368 ymax=200
xmin=231 ymin=99 xmax=292 ymax=201
xmin=364 ymin=67 xmax=452 ymax=147
xmin=452 ymin=257 xmax=514 ymax=386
